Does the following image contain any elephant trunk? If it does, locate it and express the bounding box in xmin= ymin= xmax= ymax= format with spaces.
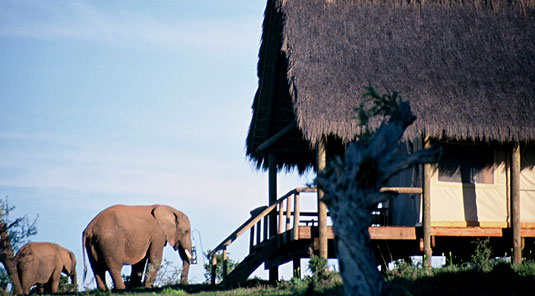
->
xmin=178 ymin=245 xmax=191 ymax=284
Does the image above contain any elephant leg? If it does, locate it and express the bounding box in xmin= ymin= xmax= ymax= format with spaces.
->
xmin=143 ymin=247 xmax=163 ymax=288
xmin=49 ymin=269 xmax=62 ymax=293
xmin=108 ymin=263 xmax=126 ymax=290
xmin=88 ymin=253 xmax=108 ymax=291
xmin=20 ymin=275 xmax=33 ymax=295
xmin=128 ymin=258 xmax=146 ymax=288
xmin=94 ymin=269 xmax=107 ymax=291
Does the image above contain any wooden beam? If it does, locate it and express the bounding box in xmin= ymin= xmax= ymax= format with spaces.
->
xmin=380 ymin=187 xmax=423 ymax=195
xmin=430 ymin=227 xmax=503 ymax=237
xmin=298 ymin=226 xmax=335 ymax=240
xmin=422 ymin=137 xmax=432 ymax=267
xmin=368 ymin=226 xmax=417 ymax=240
xmin=317 ymin=140 xmax=328 ymax=259
xmin=511 ymin=143 xmax=522 ymax=266
xmin=256 ymin=121 xmax=297 ymax=153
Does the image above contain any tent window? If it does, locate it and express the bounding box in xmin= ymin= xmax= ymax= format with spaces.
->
xmin=437 ymin=144 xmax=494 ymax=184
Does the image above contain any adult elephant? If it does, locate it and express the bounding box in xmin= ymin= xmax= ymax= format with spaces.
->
xmin=15 ymin=242 xmax=77 ymax=294
xmin=82 ymin=204 xmax=192 ymax=290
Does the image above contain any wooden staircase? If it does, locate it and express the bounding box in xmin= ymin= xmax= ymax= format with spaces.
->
xmin=222 ymin=239 xmax=279 ymax=288
xmin=208 ymin=187 xmax=318 ymax=288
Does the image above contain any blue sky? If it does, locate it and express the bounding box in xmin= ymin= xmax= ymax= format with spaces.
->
xmin=0 ymin=0 xmax=316 ymax=288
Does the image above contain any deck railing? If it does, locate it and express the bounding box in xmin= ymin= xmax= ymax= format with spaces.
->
xmin=208 ymin=187 xmax=318 ymax=285
xmin=208 ymin=186 xmax=423 ymax=285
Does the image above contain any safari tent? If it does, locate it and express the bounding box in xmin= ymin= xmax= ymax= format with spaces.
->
xmin=210 ymin=0 xmax=535 ymax=286
xmin=246 ymin=0 xmax=535 ymax=262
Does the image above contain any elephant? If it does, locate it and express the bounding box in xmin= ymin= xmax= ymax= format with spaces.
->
xmin=82 ymin=204 xmax=192 ymax=291
xmin=15 ymin=242 xmax=77 ymax=295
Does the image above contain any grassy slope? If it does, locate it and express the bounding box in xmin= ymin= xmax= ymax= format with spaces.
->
xmin=65 ymin=261 xmax=535 ymax=296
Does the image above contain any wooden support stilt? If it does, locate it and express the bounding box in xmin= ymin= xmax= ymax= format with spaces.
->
xmin=268 ymin=153 xmax=279 ymax=282
xmin=511 ymin=143 xmax=522 ymax=266
xmin=211 ymin=253 xmax=217 ymax=286
xmin=422 ymin=137 xmax=432 ymax=267
xmin=317 ymin=140 xmax=328 ymax=259
xmin=223 ymin=248 xmax=228 ymax=287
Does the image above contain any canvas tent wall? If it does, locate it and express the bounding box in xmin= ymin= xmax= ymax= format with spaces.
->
xmin=390 ymin=142 xmax=535 ymax=227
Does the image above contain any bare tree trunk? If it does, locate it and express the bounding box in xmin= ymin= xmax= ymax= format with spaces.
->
xmin=317 ymin=100 xmax=440 ymax=296
xmin=0 ymin=220 xmax=23 ymax=295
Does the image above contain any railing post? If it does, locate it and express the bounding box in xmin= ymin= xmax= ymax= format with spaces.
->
xmin=263 ymin=216 xmax=269 ymax=241
xmin=250 ymin=225 xmax=255 ymax=252
xmin=211 ymin=253 xmax=217 ymax=286
xmin=278 ymin=201 xmax=284 ymax=234
xmin=257 ymin=220 xmax=262 ymax=245
xmin=286 ymin=195 xmax=292 ymax=232
xmin=293 ymin=192 xmax=300 ymax=240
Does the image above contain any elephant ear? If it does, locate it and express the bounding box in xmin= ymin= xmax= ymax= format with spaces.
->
xmin=152 ymin=205 xmax=178 ymax=248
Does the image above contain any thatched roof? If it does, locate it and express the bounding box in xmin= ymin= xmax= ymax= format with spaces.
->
xmin=247 ymin=0 xmax=535 ymax=172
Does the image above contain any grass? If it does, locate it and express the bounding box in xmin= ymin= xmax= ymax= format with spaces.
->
xmin=71 ymin=259 xmax=534 ymax=296
xmin=29 ymin=241 xmax=535 ymax=296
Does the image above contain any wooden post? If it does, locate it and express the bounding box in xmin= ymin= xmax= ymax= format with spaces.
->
xmin=269 ymin=153 xmax=278 ymax=237
xmin=278 ymin=202 xmax=284 ymax=234
xmin=222 ymin=248 xmax=228 ymax=287
xmin=286 ymin=195 xmax=292 ymax=232
xmin=511 ymin=143 xmax=522 ymax=266
xmin=422 ymin=137 xmax=432 ymax=267
xmin=263 ymin=216 xmax=268 ymax=241
xmin=211 ymin=253 xmax=217 ymax=286
xmin=293 ymin=193 xmax=300 ymax=240
xmin=317 ymin=140 xmax=328 ymax=259
xmin=257 ymin=220 xmax=262 ymax=245
xmin=250 ymin=225 xmax=255 ymax=252
xmin=268 ymin=153 xmax=279 ymax=282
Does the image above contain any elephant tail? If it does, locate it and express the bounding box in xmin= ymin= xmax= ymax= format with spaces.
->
xmin=82 ymin=230 xmax=88 ymax=285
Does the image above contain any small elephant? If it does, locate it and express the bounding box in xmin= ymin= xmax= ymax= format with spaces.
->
xmin=82 ymin=204 xmax=192 ymax=290
xmin=15 ymin=242 xmax=77 ymax=295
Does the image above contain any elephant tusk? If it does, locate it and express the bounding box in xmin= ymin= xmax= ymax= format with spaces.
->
xmin=184 ymin=249 xmax=192 ymax=260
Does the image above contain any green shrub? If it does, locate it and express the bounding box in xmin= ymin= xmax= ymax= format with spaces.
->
xmin=308 ymin=255 xmax=328 ymax=280
xmin=515 ymin=260 xmax=535 ymax=277
xmin=471 ymin=238 xmax=493 ymax=272
xmin=203 ymin=250 xmax=238 ymax=284
xmin=160 ymin=287 xmax=187 ymax=295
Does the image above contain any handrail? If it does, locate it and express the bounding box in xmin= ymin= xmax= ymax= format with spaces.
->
xmin=208 ymin=187 xmax=317 ymax=256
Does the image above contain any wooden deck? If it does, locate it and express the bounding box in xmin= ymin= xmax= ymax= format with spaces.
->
xmin=208 ymin=187 xmax=535 ymax=288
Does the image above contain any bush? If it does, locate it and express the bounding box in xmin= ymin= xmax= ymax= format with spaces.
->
xmin=308 ymin=255 xmax=328 ymax=280
xmin=203 ymin=250 xmax=238 ymax=284
xmin=160 ymin=287 xmax=187 ymax=295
